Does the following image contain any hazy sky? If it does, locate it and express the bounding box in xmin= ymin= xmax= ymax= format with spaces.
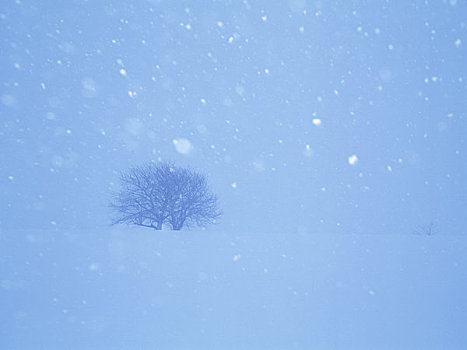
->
xmin=1 ymin=0 xmax=466 ymax=234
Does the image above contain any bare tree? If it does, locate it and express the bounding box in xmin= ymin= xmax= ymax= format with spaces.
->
xmin=415 ymin=221 xmax=437 ymax=236
xmin=111 ymin=162 xmax=221 ymax=230
xmin=166 ymin=167 xmax=220 ymax=230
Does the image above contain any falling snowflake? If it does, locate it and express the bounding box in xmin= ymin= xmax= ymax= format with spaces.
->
xmin=348 ymin=154 xmax=358 ymax=165
xmin=312 ymin=118 xmax=322 ymax=126
xmin=173 ymin=138 xmax=193 ymax=154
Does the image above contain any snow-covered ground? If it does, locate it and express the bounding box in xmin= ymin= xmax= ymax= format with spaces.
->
xmin=1 ymin=228 xmax=466 ymax=349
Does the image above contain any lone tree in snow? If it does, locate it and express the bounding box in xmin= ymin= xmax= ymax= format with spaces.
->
xmin=111 ymin=162 xmax=221 ymax=230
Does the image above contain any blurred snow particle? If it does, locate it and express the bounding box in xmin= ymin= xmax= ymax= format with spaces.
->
xmin=423 ymin=76 xmax=438 ymax=84
xmin=89 ymin=263 xmax=100 ymax=271
xmin=303 ymin=144 xmax=313 ymax=157
xmin=228 ymin=36 xmax=234 ymax=43
xmin=223 ymin=97 xmax=233 ymax=107
xmin=200 ymin=98 xmax=207 ymax=104
xmin=231 ymin=182 xmax=238 ymax=189
xmin=253 ymin=161 xmax=265 ymax=172
xmin=125 ymin=118 xmax=143 ymax=135
xmin=1 ymin=94 xmax=16 ymax=107
xmin=437 ymin=121 xmax=447 ymax=132
xmin=261 ymin=15 xmax=267 ymax=22
xmin=348 ymin=154 xmax=359 ymax=165
xmin=312 ymin=118 xmax=321 ymax=126
xmin=1 ymin=280 xmax=11 ymax=290
xmin=455 ymin=39 xmax=462 ymax=48
xmin=379 ymin=68 xmax=392 ymax=82
xmin=58 ymin=41 xmax=75 ymax=54
xmin=8 ymin=175 xmax=14 ymax=181
xmin=173 ymin=138 xmax=193 ymax=154
xmin=45 ymin=112 xmax=56 ymax=121
xmin=235 ymin=85 xmax=245 ymax=96
xmin=388 ymin=44 xmax=394 ymax=50
xmin=196 ymin=124 xmax=208 ymax=134
xmin=51 ymin=221 xmax=57 ymax=225
xmin=387 ymin=165 xmax=392 ymax=172
xmin=48 ymin=96 xmax=61 ymax=108
xmin=128 ymin=91 xmax=137 ymax=98
xmin=119 ymin=68 xmax=127 ymax=76
xmin=233 ymin=254 xmax=241 ymax=261
xmin=52 ymin=155 xmax=64 ymax=167
xmin=264 ymin=68 xmax=270 ymax=74
xmin=81 ymin=78 xmax=98 ymax=98
xmin=217 ymin=21 xmax=224 ymax=27
xmin=288 ymin=0 xmax=306 ymax=13
xmin=299 ymin=26 xmax=304 ymax=33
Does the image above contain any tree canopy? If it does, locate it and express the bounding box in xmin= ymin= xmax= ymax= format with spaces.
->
xmin=111 ymin=162 xmax=221 ymax=230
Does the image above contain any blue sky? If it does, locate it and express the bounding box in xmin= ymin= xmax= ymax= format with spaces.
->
xmin=1 ymin=0 xmax=466 ymax=234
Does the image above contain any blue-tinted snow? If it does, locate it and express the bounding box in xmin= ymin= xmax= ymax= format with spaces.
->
xmin=1 ymin=228 xmax=467 ymax=349
xmin=1 ymin=0 xmax=466 ymax=348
